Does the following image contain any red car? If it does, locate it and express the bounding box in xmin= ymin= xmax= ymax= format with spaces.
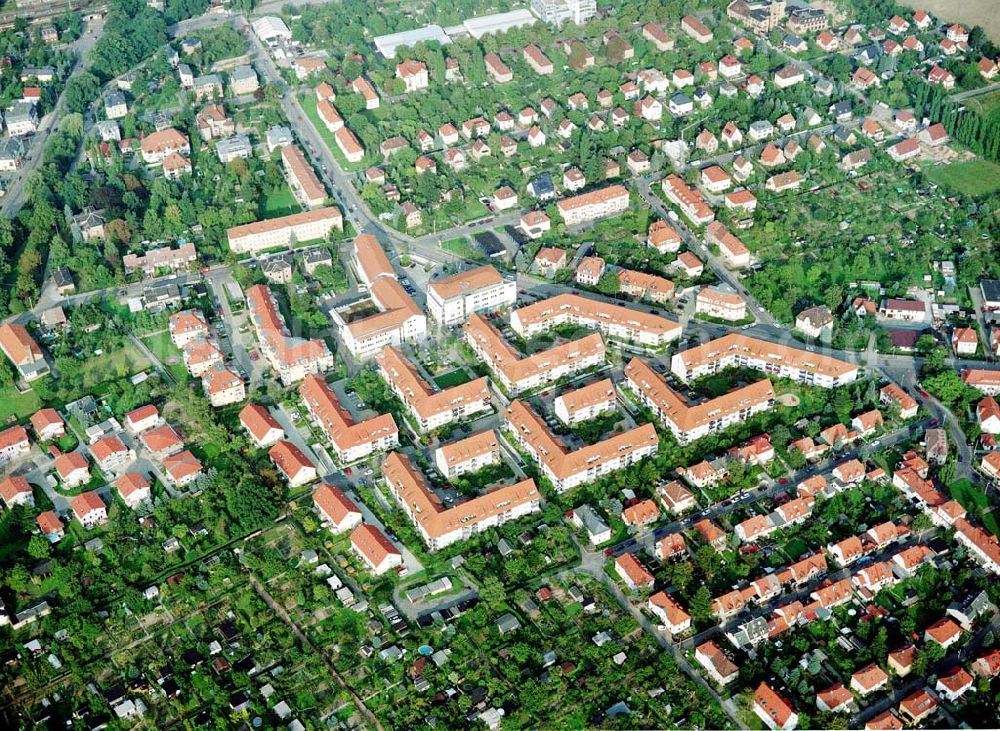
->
xmin=778 ymin=478 xmax=788 ymax=485
xmin=344 ymin=467 xmax=352 ymax=475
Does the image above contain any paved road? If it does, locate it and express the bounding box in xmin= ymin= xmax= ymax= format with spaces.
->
xmin=1 ymin=17 xmax=105 ymax=218
xmin=950 ymin=80 xmax=1000 ymax=103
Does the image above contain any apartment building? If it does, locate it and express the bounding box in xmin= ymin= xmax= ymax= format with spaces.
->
xmin=124 ymin=242 xmax=197 ymax=276
xmin=282 ymin=146 xmax=327 ymax=208
xmin=426 ymin=265 xmax=516 ymax=326
xmin=246 ymin=284 xmax=334 ymax=384
xmin=670 ymin=333 xmax=858 ymax=388
xmin=463 ymin=314 xmax=606 ymax=394
xmin=383 ymin=451 xmax=541 ymax=551
xmin=555 ymin=184 xmax=629 ymax=226
xmin=336 ymin=235 xmax=427 ymax=359
xmin=504 ymin=400 xmax=658 ymax=492
xmin=618 ymin=270 xmax=675 ymax=303
xmin=375 ymin=346 xmax=491 ymax=432
xmin=435 ymin=429 xmax=502 ymax=479
xmin=510 ymin=293 xmax=681 ymax=348
xmin=139 ymin=128 xmax=190 ymax=164
xmin=227 ymin=207 xmax=343 ymax=254
xmin=553 ymin=378 xmax=617 ymax=425
xmin=313 ymin=483 xmax=363 ymax=534
xmin=239 ymin=404 xmax=285 ymax=448
xmin=696 ymin=285 xmax=747 ymax=321
xmin=662 ymin=174 xmax=714 ymax=225
xmin=625 ymin=358 xmax=774 ymax=444
xmin=299 ymin=374 xmax=399 ymax=464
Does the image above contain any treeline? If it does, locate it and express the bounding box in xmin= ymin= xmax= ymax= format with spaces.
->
xmin=906 ymin=77 xmax=1000 ymax=163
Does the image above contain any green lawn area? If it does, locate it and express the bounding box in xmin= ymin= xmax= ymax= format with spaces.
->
xmin=0 ymin=383 xmax=41 ymax=425
xmin=263 ymin=184 xmax=301 ymax=218
xmin=441 ymin=236 xmax=478 ymax=259
xmin=434 ymin=369 xmax=472 ymax=389
xmin=299 ymin=93 xmax=367 ymax=171
xmin=947 ymin=478 xmax=989 ymax=511
xmin=140 ymin=334 xmax=188 ymax=382
xmin=923 ymin=159 xmax=1000 ymax=196
xmin=781 ymin=537 xmax=810 ymax=562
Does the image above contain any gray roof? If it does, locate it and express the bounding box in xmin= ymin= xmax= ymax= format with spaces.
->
xmin=5 ymin=100 xmax=37 ymax=124
xmin=216 ymin=134 xmax=252 ymax=156
xmin=0 ymin=135 xmax=25 ymax=159
xmin=230 ymin=64 xmax=256 ymax=81
xmin=194 ymin=73 xmax=222 ymax=88
xmin=495 ymin=612 xmax=521 ymax=633
xmin=106 ymin=91 xmax=126 ymax=107
xmin=980 ymin=279 xmax=1000 ymax=303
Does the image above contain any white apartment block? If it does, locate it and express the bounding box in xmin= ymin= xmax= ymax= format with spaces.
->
xmin=427 ymin=265 xmax=517 ymax=326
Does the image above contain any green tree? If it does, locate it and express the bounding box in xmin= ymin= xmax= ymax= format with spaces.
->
xmin=597 ymin=272 xmax=620 ymax=296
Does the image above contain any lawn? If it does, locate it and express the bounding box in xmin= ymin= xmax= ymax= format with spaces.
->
xmin=947 ymin=478 xmax=988 ymax=512
xmin=141 ymin=333 xmax=189 ymax=382
xmin=0 ymin=383 xmax=41 ymax=425
xmin=440 ymin=236 xmax=478 ymax=259
xmin=434 ymin=369 xmax=472 ymax=389
xmin=923 ymin=159 xmax=1000 ymax=197
xmin=263 ymin=184 xmax=301 ymax=218
xmin=299 ymin=93 xmax=367 ymax=171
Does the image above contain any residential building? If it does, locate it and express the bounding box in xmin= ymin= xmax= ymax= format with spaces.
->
xmin=239 ymin=404 xmax=285 ymax=448
xmin=0 ymin=322 xmax=48 ymax=381
xmin=313 ymin=483 xmax=363 ymax=533
xmin=696 ymin=641 xmax=739 ymax=685
xmin=383 ymin=451 xmax=540 ymax=551
xmin=71 ymin=491 xmax=107 ymax=529
xmin=795 ymin=306 xmax=833 ymax=338
xmin=575 ymin=256 xmax=606 ymax=287
xmin=553 ymin=379 xmax=616 ymax=425
xmin=670 ymin=333 xmax=858 ymax=387
xmin=625 ymin=358 xmax=773 ymax=444
xmin=696 ymin=285 xmax=747 ymax=321
xmin=648 ymin=591 xmax=690 ymax=633
xmin=350 ymin=524 xmax=402 ymax=575
xmin=140 ymin=128 xmax=190 ymax=164
xmin=753 ymin=683 xmax=798 ymax=730
xmin=509 ymin=293 xmax=681 ymax=348
xmin=426 ymin=265 xmax=516 ymax=325
xmin=662 ymin=175 xmax=714 ymax=225
xmin=202 ymin=366 xmax=245 ymax=407
xmin=435 ymin=430 xmax=501 ymax=479
xmin=375 ymin=346 xmax=490 ymax=432
xmin=246 ymin=284 xmax=334 ymax=384
xmin=269 ymin=440 xmax=317 ymax=487
xmin=555 ymin=185 xmax=629 ymax=226
xmin=115 ymin=473 xmax=151 ymax=510
xmin=124 ymin=242 xmax=197 ymax=275
xmin=464 ymin=314 xmax=605 ymax=395
xmin=504 ymin=400 xmax=657 ymax=492
xmin=299 ymin=374 xmax=398 ymax=463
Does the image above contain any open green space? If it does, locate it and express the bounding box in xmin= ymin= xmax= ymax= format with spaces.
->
xmin=263 ymin=184 xmax=301 ymax=217
xmin=142 ymin=331 xmax=189 ymax=382
xmin=923 ymin=159 xmax=1000 ymax=196
xmin=440 ymin=236 xmax=478 ymax=259
xmin=0 ymin=383 xmax=41 ymax=424
xmin=433 ymin=369 xmax=472 ymax=389
xmin=948 ymin=478 xmax=989 ymax=511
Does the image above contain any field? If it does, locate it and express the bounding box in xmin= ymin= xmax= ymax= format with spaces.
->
xmin=923 ymin=159 xmax=1000 ymax=196
xmin=899 ymin=0 xmax=1000 ymax=43
xmin=263 ymin=184 xmax=301 ymax=217
xmin=0 ymin=383 xmax=41 ymax=424
xmin=141 ymin=332 xmax=188 ymax=382
xmin=967 ymin=90 xmax=1000 ymax=119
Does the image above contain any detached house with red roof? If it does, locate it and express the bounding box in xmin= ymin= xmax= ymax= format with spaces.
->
xmin=71 ymin=490 xmax=107 ymax=529
xmin=313 ymin=483 xmax=362 ymax=534
xmin=54 ymin=451 xmax=90 ymax=488
xmin=924 ymin=617 xmax=963 ymax=648
xmin=162 ymin=450 xmax=203 ymax=487
xmin=753 ymin=683 xmax=798 ymax=730
xmin=269 ymin=440 xmax=317 ymax=487
xmin=239 ymin=404 xmax=284 ymax=448
xmin=36 ymin=511 xmax=63 ymax=542
xmin=695 ymin=641 xmax=739 ymax=685
xmin=30 ymin=408 xmax=64 ymax=442
xmin=0 ymin=475 xmax=33 ymax=508
xmin=648 ymin=591 xmax=691 ymax=634
xmin=126 ymin=404 xmax=159 ymax=434
xmin=115 ymin=472 xmax=151 ymax=510
xmin=615 ymin=552 xmax=654 ymax=590
xmin=350 ymin=523 xmax=401 ymax=575
xmin=91 ymin=435 xmax=135 ymax=474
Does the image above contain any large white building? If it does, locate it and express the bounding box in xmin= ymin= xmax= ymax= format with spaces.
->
xmin=553 ymin=379 xmax=617 ymax=425
xmin=435 ymin=430 xmax=502 ymax=479
xmin=227 ymin=207 xmax=343 ymax=255
xmin=531 ymin=0 xmax=597 ymax=27
xmin=383 ymin=451 xmax=541 ymax=551
xmin=427 ymin=265 xmax=516 ymax=326
xmin=510 ymin=293 xmax=681 ymax=349
xmin=671 ymin=333 xmax=858 ymax=388
xmin=335 ymin=235 xmax=427 ymax=359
